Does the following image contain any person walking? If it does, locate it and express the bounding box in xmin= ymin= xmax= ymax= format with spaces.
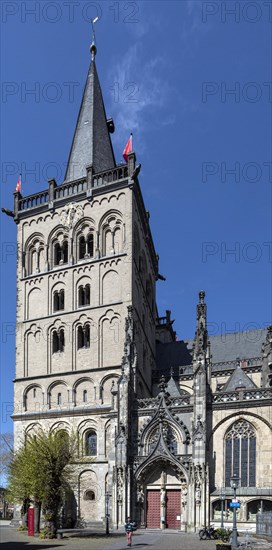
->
xmin=124 ymin=516 xmax=136 ymax=546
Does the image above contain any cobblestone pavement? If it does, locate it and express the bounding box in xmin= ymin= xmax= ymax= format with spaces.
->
xmin=0 ymin=526 xmax=272 ymax=550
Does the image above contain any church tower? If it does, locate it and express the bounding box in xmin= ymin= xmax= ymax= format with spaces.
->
xmin=12 ymin=40 xmax=157 ymax=528
xmin=8 ymin=35 xmax=272 ymax=534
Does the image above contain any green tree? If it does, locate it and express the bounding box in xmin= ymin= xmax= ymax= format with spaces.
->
xmin=7 ymin=430 xmax=78 ymax=536
xmin=0 ymin=433 xmax=14 ymax=486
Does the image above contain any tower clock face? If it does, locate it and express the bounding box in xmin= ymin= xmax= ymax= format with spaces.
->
xmin=60 ymin=202 xmax=83 ymax=230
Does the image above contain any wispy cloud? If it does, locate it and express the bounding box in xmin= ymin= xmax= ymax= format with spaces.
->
xmin=181 ymin=1 xmax=211 ymax=50
xmin=108 ymin=43 xmax=173 ymax=155
xmin=107 ymin=1 xmax=212 ymax=157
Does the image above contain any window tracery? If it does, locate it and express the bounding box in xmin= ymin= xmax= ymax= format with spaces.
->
xmin=85 ymin=431 xmax=97 ymax=456
xmin=225 ymin=419 xmax=256 ymax=487
xmin=148 ymin=422 xmax=178 ymax=455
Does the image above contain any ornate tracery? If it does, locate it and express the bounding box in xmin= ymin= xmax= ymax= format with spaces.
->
xmin=225 ymin=419 xmax=256 ymax=487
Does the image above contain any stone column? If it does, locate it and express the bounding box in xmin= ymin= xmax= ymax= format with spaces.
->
xmin=127 ymin=152 xmax=136 ymax=177
xmin=160 ymin=487 xmax=166 ymax=529
xmin=137 ymin=484 xmax=145 ymax=527
xmin=69 ymin=235 xmax=74 ymax=264
xmin=160 ymin=470 xmax=166 ymax=529
xmin=48 ymin=178 xmax=57 ymax=209
xmin=86 ymin=165 xmax=93 ymax=192
xmin=13 ymin=190 xmax=21 ymax=222
xmin=95 ymin=231 xmax=100 ymax=259
xmin=127 ymin=466 xmax=131 ymax=518
xmin=181 ymin=482 xmax=188 ymax=531
xmin=45 ymin=244 xmax=49 ymax=271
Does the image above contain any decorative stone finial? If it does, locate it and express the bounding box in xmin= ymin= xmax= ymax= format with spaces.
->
xmin=199 ymin=290 xmax=205 ymax=303
xmin=158 ymin=375 xmax=167 ymax=393
xmin=90 ymin=42 xmax=97 ymax=60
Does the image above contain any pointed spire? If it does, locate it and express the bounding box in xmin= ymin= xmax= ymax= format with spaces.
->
xmin=65 ymin=42 xmax=115 ymax=183
xmin=261 ymin=325 xmax=272 ymax=387
xmin=193 ymin=290 xmax=208 ymax=361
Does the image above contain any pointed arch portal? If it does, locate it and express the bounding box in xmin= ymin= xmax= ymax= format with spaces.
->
xmin=136 ymin=457 xmax=188 ymax=529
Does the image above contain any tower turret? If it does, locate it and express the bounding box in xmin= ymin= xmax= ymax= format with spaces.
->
xmin=261 ymin=325 xmax=272 ymax=387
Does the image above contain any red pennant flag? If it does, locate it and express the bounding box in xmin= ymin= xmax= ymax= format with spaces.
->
xmin=16 ymin=174 xmax=21 ymax=192
xmin=123 ymin=133 xmax=133 ymax=162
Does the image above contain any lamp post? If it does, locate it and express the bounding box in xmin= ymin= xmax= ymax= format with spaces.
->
xmin=105 ymin=491 xmax=111 ymax=535
xmin=220 ymin=487 xmax=226 ymax=529
xmin=230 ymin=474 xmax=240 ymax=549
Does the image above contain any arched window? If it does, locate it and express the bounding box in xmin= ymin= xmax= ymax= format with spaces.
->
xmin=79 ymin=236 xmax=85 ymax=259
xmin=77 ymin=324 xmax=90 ymax=349
xmin=225 ymin=419 xmax=256 ymax=487
xmin=54 ymin=239 xmax=68 ymax=266
xmin=53 ymin=331 xmax=59 ymax=353
xmin=78 ymin=233 xmax=94 ymax=260
xmin=54 ymin=243 xmax=61 ymax=266
xmin=57 ymin=392 xmax=62 ymax=405
xmin=87 ymin=234 xmax=94 ymax=256
xmin=59 ymin=289 xmax=65 ymax=309
xmin=52 ymin=329 xmax=65 ymax=353
xmin=84 ymin=490 xmax=95 ymax=501
xmin=53 ymin=289 xmax=65 ymax=311
xmin=86 ymin=431 xmax=97 ymax=456
xmin=78 ymin=286 xmax=84 ymax=306
xmin=83 ymin=389 xmax=87 ymax=403
xmin=78 ymin=284 xmax=90 ymax=307
xmin=59 ymin=329 xmax=65 ymax=352
xmin=63 ymin=241 xmax=68 ymax=263
xmin=38 ymin=248 xmax=46 ymax=272
xmin=77 ymin=326 xmax=84 ymax=349
xmin=26 ymin=238 xmax=45 ymax=275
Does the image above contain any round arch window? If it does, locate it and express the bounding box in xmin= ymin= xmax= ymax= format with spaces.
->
xmin=84 ymin=490 xmax=95 ymax=501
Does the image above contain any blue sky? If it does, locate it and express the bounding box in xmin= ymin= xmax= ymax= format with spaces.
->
xmin=1 ymin=1 xmax=271 ymax=435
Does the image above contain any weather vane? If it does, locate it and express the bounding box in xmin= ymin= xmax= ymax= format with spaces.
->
xmin=91 ymin=16 xmax=99 ymax=45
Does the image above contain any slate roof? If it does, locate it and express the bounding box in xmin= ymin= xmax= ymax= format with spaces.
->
xmin=156 ymin=329 xmax=267 ymax=371
xmin=223 ymin=365 xmax=258 ymax=391
xmin=166 ymin=376 xmax=182 ymax=397
xmin=65 ymin=50 xmax=115 ymax=182
xmin=203 ymin=328 xmax=267 ymax=364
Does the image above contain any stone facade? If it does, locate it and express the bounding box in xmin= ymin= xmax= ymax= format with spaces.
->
xmin=11 ymin=42 xmax=272 ymax=532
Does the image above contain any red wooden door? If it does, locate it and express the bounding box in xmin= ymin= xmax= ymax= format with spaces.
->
xmin=146 ymin=490 xmax=160 ymax=528
xmin=165 ymin=490 xmax=181 ymax=529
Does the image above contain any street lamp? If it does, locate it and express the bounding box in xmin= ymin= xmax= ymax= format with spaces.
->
xmin=220 ymin=487 xmax=226 ymax=529
xmin=230 ymin=474 xmax=240 ymax=549
xmin=105 ymin=491 xmax=112 ymax=535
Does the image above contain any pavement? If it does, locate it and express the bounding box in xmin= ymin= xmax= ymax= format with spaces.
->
xmin=0 ymin=525 xmax=272 ymax=550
